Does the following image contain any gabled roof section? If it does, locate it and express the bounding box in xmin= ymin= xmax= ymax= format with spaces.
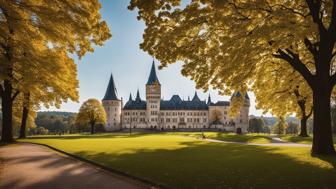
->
xmin=170 ymin=95 xmax=183 ymax=104
xmin=192 ymin=92 xmax=200 ymax=101
xmin=103 ymin=73 xmax=119 ymax=101
xmin=146 ymin=61 xmax=160 ymax=85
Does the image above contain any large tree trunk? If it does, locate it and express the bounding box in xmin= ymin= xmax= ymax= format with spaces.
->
xmin=90 ymin=122 xmax=95 ymax=134
xmin=1 ymin=80 xmax=14 ymax=143
xmin=312 ymin=87 xmax=335 ymax=155
xmin=19 ymin=92 xmax=30 ymax=139
xmin=299 ymin=117 xmax=309 ymax=137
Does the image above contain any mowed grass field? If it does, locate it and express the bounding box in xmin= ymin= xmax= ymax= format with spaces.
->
xmin=174 ymin=132 xmax=273 ymax=143
xmin=19 ymin=133 xmax=336 ymax=189
xmin=281 ymin=135 xmax=336 ymax=144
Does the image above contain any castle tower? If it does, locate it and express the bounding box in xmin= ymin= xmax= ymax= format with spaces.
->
xmin=146 ymin=61 xmax=161 ymax=129
xmin=230 ymin=91 xmax=250 ymax=134
xmin=102 ymin=73 xmax=122 ymax=131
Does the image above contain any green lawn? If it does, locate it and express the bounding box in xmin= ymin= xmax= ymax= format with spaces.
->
xmin=174 ymin=132 xmax=272 ymax=143
xmin=19 ymin=133 xmax=336 ymax=189
xmin=281 ymin=135 xmax=336 ymax=144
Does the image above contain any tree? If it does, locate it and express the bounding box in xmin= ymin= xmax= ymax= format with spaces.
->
xmin=0 ymin=1 xmax=111 ymax=142
xmin=286 ymin=121 xmax=300 ymax=135
xmin=253 ymin=63 xmax=313 ymax=137
xmin=75 ymin=99 xmax=106 ymax=134
xmin=210 ymin=109 xmax=223 ymax=124
xmin=272 ymin=117 xmax=287 ymax=135
xmin=248 ymin=118 xmax=266 ymax=133
xmin=129 ymin=1 xmax=336 ymax=154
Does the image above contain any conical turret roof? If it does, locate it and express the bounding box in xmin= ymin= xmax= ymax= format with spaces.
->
xmin=103 ymin=73 xmax=119 ymax=100
xmin=147 ymin=61 xmax=160 ymax=85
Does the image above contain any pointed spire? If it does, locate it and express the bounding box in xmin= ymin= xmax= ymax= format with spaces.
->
xmin=128 ymin=93 xmax=133 ymax=101
xmin=188 ymin=96 xmax=190 ymax=101
xmin=103 ymin=73 xmax=119 ymax=100
xmin=207 ymin=93 xmax=212 ymax=104
xmin=245 ymin=93 xmax=250 ymax=100
xmin=147 ymin=60 xmax=160 ymax=85
xmin=135 ymin=89 xmax=141 ymax=102
xmin=192 ymin=91 xmax=200 ymax=101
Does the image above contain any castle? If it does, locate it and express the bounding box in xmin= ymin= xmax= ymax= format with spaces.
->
xmin=102 ymin=61 xmax=250 ymax=133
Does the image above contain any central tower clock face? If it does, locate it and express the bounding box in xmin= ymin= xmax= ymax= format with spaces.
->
xmin=149 ymin=85 xmax=159 ymax=92
xmin=150 ymin=86 xmax=156 ymax=92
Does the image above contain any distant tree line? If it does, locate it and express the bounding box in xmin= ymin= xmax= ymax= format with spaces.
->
xmin=34 ymin=111 xmax=105 ymax=134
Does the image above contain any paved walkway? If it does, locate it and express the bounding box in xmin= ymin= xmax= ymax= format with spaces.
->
xmin=0 ymin=143 xmax=152 ymax=189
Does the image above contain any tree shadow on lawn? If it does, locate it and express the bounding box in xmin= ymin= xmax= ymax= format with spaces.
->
xmin=73 ymin=141 xmax=336 ymax=189
xmin=25 ymin=133 xmax=149 ymax=140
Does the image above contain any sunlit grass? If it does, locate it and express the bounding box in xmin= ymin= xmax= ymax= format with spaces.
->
xmin=281 ymin=135 xmax=336 ymax=144
xmin=18 ymin=133 xmax=336 ymax=189
xmin=173 ymin=132 xmax=272 ymax=143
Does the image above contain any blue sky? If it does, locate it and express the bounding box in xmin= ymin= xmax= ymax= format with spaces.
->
xmin=45 ymin=0 xmax=265 ymax=116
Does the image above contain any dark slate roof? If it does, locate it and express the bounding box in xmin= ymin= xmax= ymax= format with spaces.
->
xmin=123 ymin=94 xmax=209 ymax=110
xmin=160 ymin=95 xmax=208 ymax=110
xmin=209 ymin=101 xmax=230 ymax=106
xmin=146 ymin=61 xmax=160 ymax=85
xmin=123 ymin=100 xmax=147 ymax=110
xmin=207 ymin=94 xmax=211 ymax=105
xmin=124 ymin=91 xmax=146 ymax=110
xmin=192 ymin=92 xmax=200 ymax=101
xmin=103 ymin=73 xmax=119 ymax=100
xmin=135 ymin=89 xmax=141 ymax=102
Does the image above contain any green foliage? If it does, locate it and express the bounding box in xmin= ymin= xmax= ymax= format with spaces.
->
xmin=272 ymin=117 xmax=287 ymax=135
xmin=75 ymin=99 xmax=106 ymax=133
xmin=20 ymin=133 xmax=336 ymax=189
xmin=248 ymin=118 xmax=269 ymax=133
xmin=286 ymin=121 xmax=300 ymax=135
xmin=35 ymin=112 xmax=76 ymax=133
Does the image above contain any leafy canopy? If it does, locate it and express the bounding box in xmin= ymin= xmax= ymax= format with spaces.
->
xmin=128 ymin=0 xmax=334 ymax=94
xmin=76 ymin=98 xmax=106 ymax=127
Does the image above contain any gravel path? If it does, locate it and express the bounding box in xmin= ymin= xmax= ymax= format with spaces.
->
xmin=0 ymin=143 xmax=152 ymax=189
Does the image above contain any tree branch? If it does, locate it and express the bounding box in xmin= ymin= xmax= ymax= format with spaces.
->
xmin=273 ymin=48 xmax=314 ymax=87
xmin=329 ymin=0 xmax=336 ymax=38
xmin=11 ymin=90 xmax=19 ymax=101
xmin=330 ymin=72 xmax=336 ymax=85
xmin=304 ymin=37 xmax=318 ymax=56
xmin=305 ymin=0 xmax=327 ymax=34
xmin=307 ymin=106 xmax=313 ymax=118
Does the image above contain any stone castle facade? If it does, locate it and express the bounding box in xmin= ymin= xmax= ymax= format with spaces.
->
xmin=102 ymin=61 xmax=250 ymax=133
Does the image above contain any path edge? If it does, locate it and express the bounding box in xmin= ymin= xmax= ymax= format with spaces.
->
xmin=18 ymin=141 xmax=169 ymax=189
